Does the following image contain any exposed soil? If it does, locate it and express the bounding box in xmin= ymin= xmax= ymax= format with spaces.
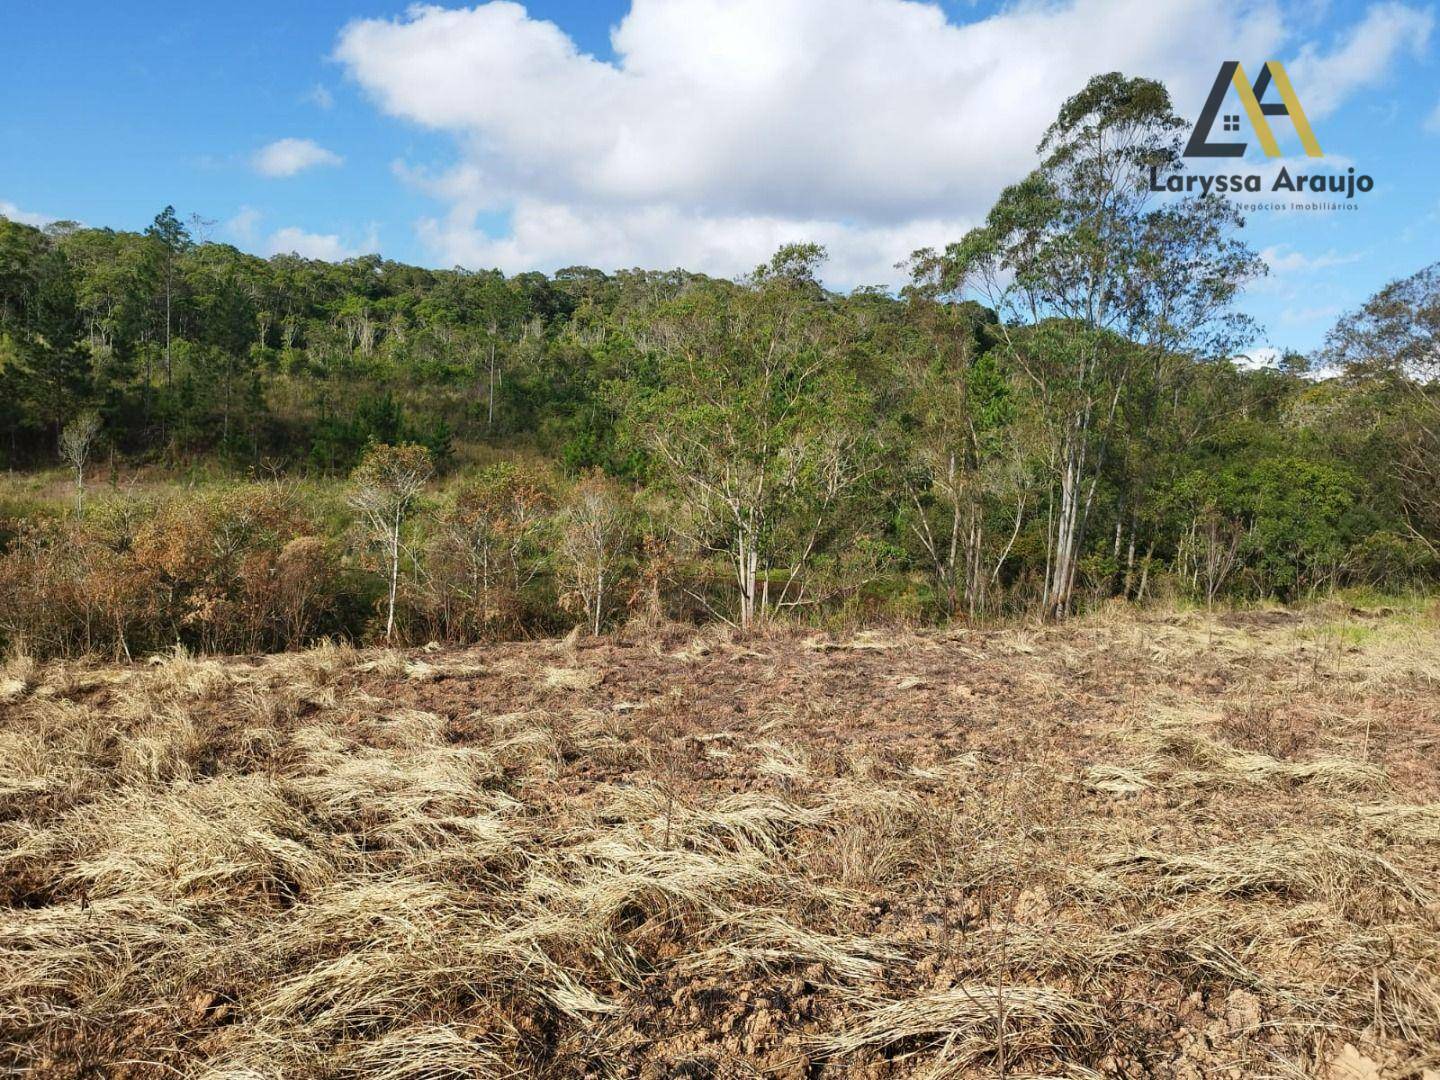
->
xmin=2 ymin=605 xmax=1438 ymax=1078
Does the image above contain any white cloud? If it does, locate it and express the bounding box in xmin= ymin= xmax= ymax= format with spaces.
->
xmin=1235 ymin=346 xmax=1284 ymax=369
xmin=1287 ymin=2 xmax=1433 ymax=119
xmin=225 ymin=205 xmax=263 ymax=245
xmin=252 ymin=137 xmax=344 ymax=178
xmin=335 ymin=0 xmax=1425 ymax=285
xmin=306 ymin=84 xmax=335 ymax=110
xmin=224 ymin=207 xmax=377 ymax=264
xmin=1261 ymin=244 xmax=1362 ymax=274
xmin=263 ymin=227 xmax=355 ymax=260
xmin=415 ymin=195 xmax=970 ymax=286
xmin=0 ymin=200 xmax=53 ymax=227
xmin=261 ymin=224 xmax=380 ymax=262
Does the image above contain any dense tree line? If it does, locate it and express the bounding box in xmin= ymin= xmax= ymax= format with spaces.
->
xmin=1 ymin=75 xmax=1436 ymax=652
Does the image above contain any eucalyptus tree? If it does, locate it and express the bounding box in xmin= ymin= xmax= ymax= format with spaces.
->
xmin=349 ymin=443 xmax=433 ymax=642
xmin=926 ymin=73 xmax=1263 ymax=617
xmin=624 ymin=244 xmax=877 ymax=628
xmin=888 ymin=280 xmax=1028 ymax=618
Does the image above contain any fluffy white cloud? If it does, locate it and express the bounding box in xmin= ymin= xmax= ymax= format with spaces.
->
xmin=262 ymin=225 xmax=375 ymax=261
xmin=335 ymin=0 xmax=1428 ymax=285
xmin=225 ymin=205 xmax=263 ymax=245
xmin=252 ymin=137 xmax=344 ymax=178
xmin=0 ymin=200 xmax=54 ymax=227
xmin=412 ymin=192 xmax=972 ymax=286
xmin=1261 ymin=244 xmax=1362 ymax=274
xmin=1287 ymin=2 xmax=1433 ymax=119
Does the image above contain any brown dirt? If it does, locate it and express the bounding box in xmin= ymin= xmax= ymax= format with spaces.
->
xmin=2 ymin=607 xmax=1439 ymax=1078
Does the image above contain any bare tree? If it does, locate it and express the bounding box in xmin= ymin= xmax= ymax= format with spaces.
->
xmin=1179 ymin=511 xmax=1245 ymax=609
xmin=349 ymin=443 xmax=433 ymax=642
xmin=557 ymin=475 xmax=630 ymax=635
xmin=59 ymin=410 xmax=102 ymax=514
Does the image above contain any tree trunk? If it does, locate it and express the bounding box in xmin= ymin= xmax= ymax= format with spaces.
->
xmin=385 ymin=512 xmax=400 ymax=643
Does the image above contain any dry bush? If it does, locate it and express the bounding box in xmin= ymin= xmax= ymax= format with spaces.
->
xmin=416 ymin=463 xmax=553 ymax=643
xmin=0 ymin=485 xmax=348 ymax=659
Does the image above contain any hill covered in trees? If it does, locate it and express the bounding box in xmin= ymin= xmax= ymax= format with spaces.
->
xmin=1 ymin=75 xmax=1436 ymax=652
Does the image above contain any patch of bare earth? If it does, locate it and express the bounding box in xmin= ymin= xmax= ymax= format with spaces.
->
xmin=2 ymin=607 xmax=1439 ymax=1078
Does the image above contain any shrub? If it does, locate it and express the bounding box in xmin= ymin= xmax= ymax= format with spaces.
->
xmin=556 ymin=473 xmax=635 ymax=635
xmin=1345 ymin=531 xmax=1436 ymax=592
xmin=0 ymin=485 xmax=347 ymax=657
xmin=419 ymin=464 xmax=554 ymax=641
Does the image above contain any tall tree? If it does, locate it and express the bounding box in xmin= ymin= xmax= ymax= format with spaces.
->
xmin=625 ymin=244 xmax=876 ymax=628
xmin=349 ymin=443 xmax=433 ymax=642
xmin=929 ymin=73 xmax=1263 ymax=617
xmin=1323 ymin=262 xmax=1440 ymax=552
xmin=144 ymin=205 xmax=192 ymax=393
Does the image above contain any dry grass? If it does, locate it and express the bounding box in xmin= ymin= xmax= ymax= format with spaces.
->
xmin=2 ymin=604 xmax=1439 ymax=1078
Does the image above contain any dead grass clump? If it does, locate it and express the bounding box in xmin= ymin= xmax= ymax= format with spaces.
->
xmin=0 ymin=896 xmax=211 ymax=1046
xmin=820 ymin=984 xmax=1102 ymax=1069
xmin=1355 ymin=802 xmax=1440 ymax=844
xmin=567 ymin=709 xmax=640 ymax=769
xmin=1128 ymin=719 xmax=1389 ymax=793
xmin=0 ymin=726 xmax=95 ymax=822
xmin=541 ymin=666 xmax=602 ymax=692
xmin=357 ymin=650 xmax=411 ymax=680
xmin=752 ymin=739 xmax=812 ymax=786
xmin=114 ymin=703 xmax=211 ymax=786
xmin=804 ymin=628 xmax=911 ymax=652
xmin=266 ymin=638 xmax=359 ymax=688
xmin=685 ymin=913 xmax=902 ymax=984
xmin=987 ymin=905 xmax=1271 ymax=989
xmin=218 ymin=928 xmax=538 ymax=1074
xmin=0 ymin=646 xmax=39 ymax=704
xmin=1098 ymin=833 xmax=1431 ymax=909
xmin=325 ymin=1023 xmax=513 ymax=1080
xmin=287 ymin=747 xmax=508 ymax=863
xmin=816 ymin=790 xmax=954 ymax=888
xmin=669 ymin=624 xmax=735 ymax=662
xmin=599 ymin=786 xmax=825 ymax=859
xmin=485 ymin=710 xmax=572 ymax=776
xmin=59 ymin=778 xmax=332 ymax=904
xmin=1082 ymin=763 xmax=1152 ymax=795
xmin=144 ymin=645 xmax=236 ymax=700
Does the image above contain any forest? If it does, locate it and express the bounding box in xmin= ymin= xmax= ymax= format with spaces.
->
xmin=1 ymin=75 xmax=1437 ymax=657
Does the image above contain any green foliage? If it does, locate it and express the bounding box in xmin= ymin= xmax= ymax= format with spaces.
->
xmin=0 ymin=97 xmax=1437 ymax=640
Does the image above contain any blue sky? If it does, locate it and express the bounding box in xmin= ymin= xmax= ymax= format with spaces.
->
xmin=2 ymin=0 xmax=1437 ymax=356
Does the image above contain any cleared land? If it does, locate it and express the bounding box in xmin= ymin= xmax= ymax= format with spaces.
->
xmin=2 ymin=604 xmax=1438 ymax=1078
